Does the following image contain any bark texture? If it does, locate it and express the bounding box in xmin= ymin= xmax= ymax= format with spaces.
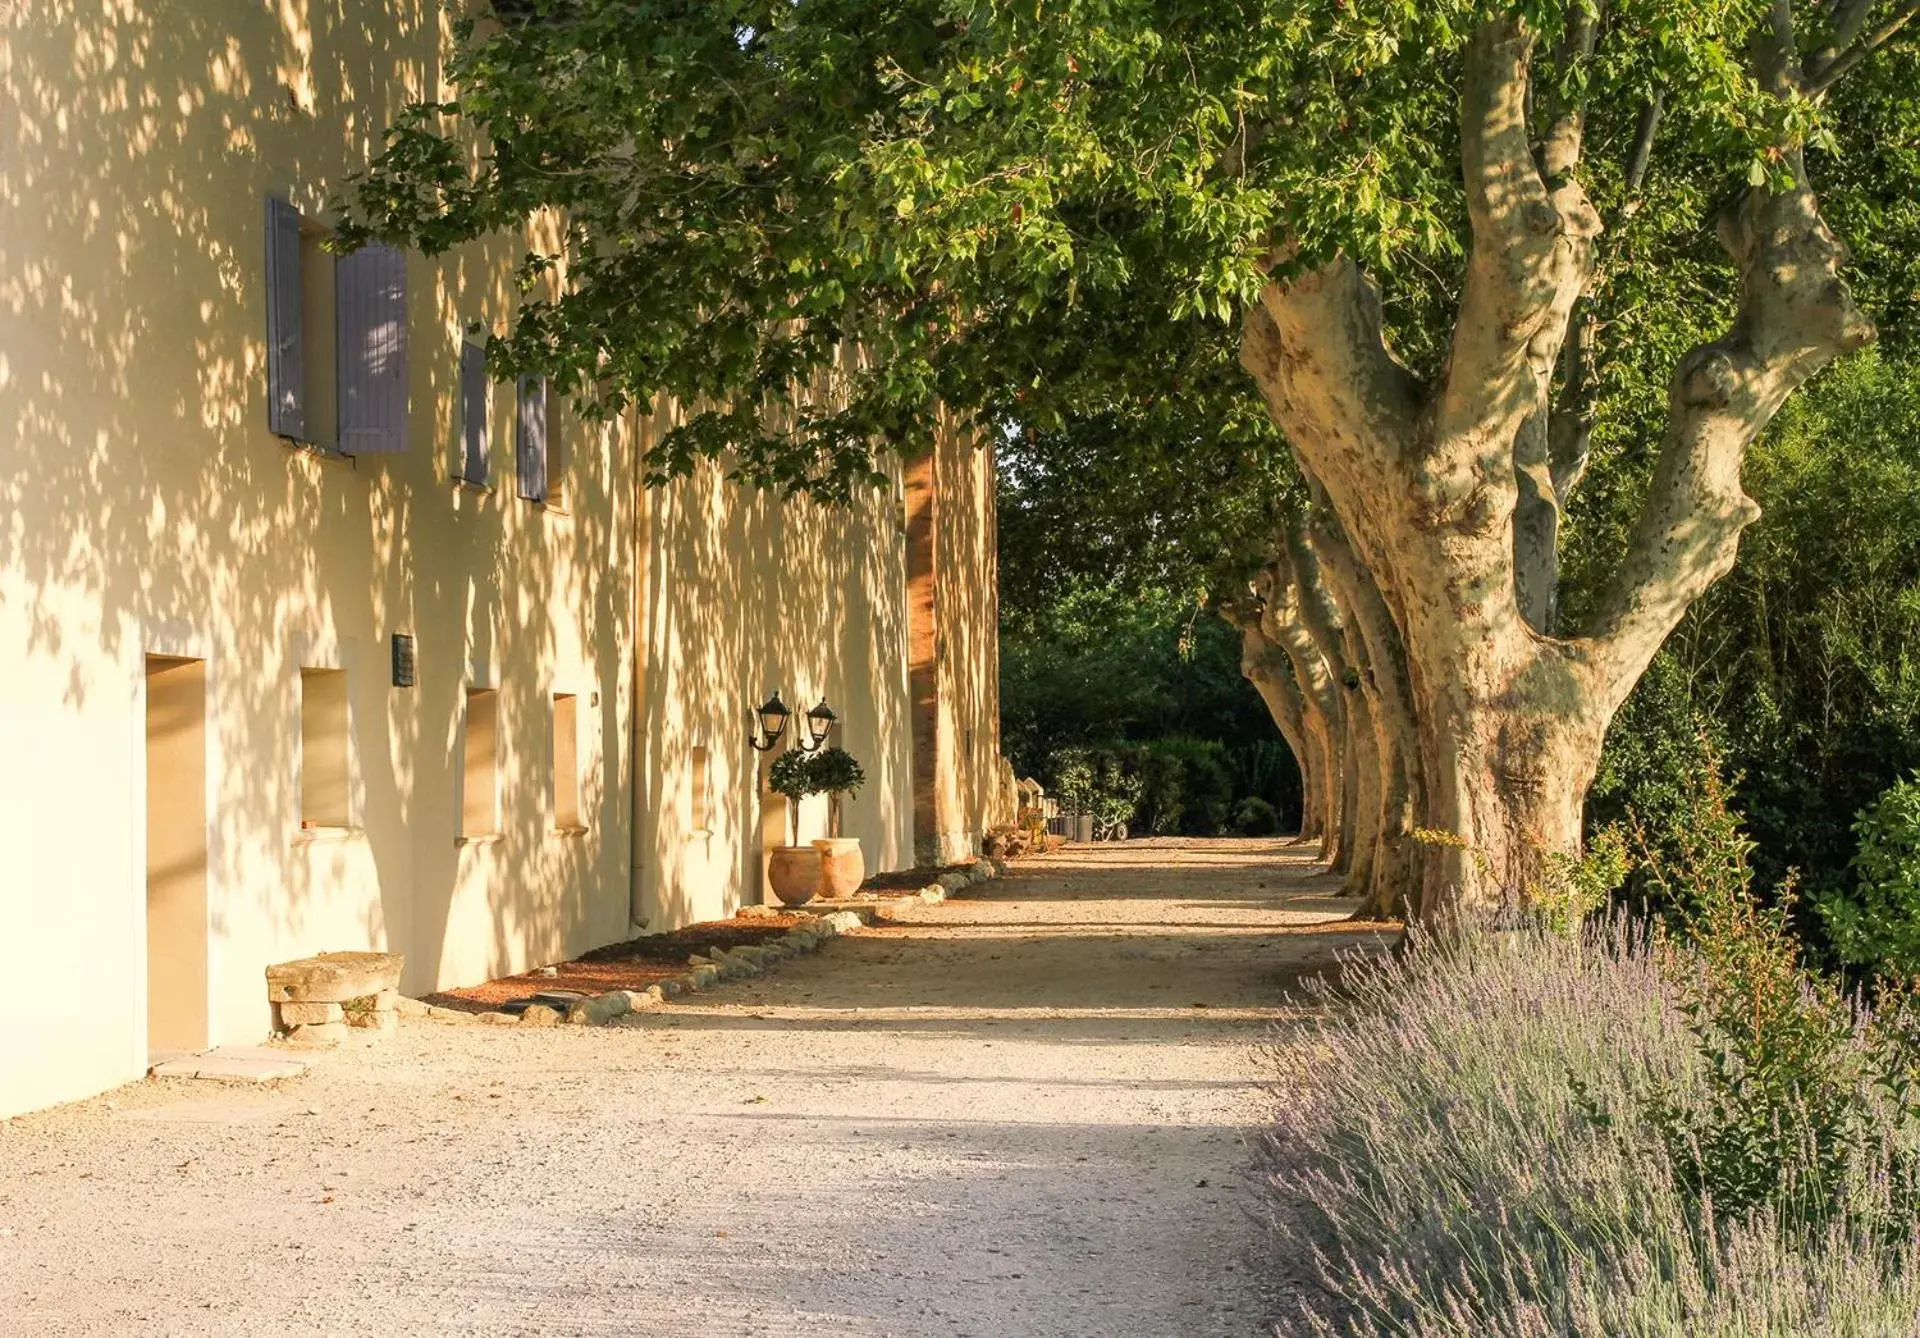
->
xmin=1236 ymin=12 xmax=1875 ymax=919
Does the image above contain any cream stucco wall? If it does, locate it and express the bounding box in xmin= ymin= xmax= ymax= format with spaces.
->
xmin=0 ymin=3 xmax=642 ymax=1118
xmin=0 ymin=2 xmax=1004 ymax=1121
xmin=934 ymin=429 xmax=1005 ymax=855
xmin=633 ymin=435 xmax=918 ymax=927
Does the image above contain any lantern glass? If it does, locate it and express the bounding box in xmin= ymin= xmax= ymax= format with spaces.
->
xmin=757 ymin=692 xmax=791 ymax=744
xmin=805 ymin=700 xmax=837 ymax=749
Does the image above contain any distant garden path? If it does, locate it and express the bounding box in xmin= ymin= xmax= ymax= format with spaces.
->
xmin=0 ymin=840 xmax=1388 ymax=1337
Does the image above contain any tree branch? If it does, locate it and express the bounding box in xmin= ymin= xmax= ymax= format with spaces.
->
xmin=1808 ymin=1 xmax=1920 ymax=94
xmin=1235 ymin=620 xmax=1311 ymax=781
xmin=1539 ymin=4 xmax=1600 ymax=182
xmin=1583 ymin=181 xmax=1875 ymax=702
xmin=1623 ymin=93 xmax=1664 ymax=198
xmin=1241 ymin=282 xmax=1421 ymax=585
xmin=1433 ymin=17 xmax=1601 ymax=475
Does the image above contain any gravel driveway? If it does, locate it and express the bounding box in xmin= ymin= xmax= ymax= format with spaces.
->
xmin=0 ymin=839 xmax=1385 ymax=1337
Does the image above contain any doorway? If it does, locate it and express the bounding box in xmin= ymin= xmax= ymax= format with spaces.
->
xmin=145 ymin=655 xmax=209 ymax=1058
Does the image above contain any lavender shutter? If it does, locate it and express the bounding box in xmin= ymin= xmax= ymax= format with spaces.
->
xmin=516 ymin=377 xmax=548 ymax=501
xmin=460 ymin=342 xmax=489 ymax=484
xmin=336 ymin=243 xmax=409 ymax=454
xmin=264 ymin=197 xmax=305 ymax=439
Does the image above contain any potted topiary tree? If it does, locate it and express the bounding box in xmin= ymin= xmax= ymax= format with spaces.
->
xmin=766 ymin=747 xmax=824 ymax=905
xmin=808 ymin=746 xmax=867 ymax=898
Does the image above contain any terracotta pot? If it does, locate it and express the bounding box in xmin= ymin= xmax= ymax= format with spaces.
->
xmin=813 ymin=837 xmax=865 ymax=899
xmin=767 ymin=846 xmax=824 ymax=906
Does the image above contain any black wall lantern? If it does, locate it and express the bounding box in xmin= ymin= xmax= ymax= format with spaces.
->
xmin=748 ymin=691 xmax=791 ymax=752
xmin=800 ymin=699 xmax=837 ymax=753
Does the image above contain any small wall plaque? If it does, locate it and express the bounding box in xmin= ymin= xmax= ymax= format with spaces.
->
xmin=391 ymin=633 xmax=417 ymax=688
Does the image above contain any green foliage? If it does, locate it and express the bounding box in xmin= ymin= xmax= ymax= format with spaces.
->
xmin=1534 ymin=825 xmax=1630 ymax=936
xmin=341 ymin=0 xmax=1920 ymax=505
xmin=1231 ymin=796 xmax=1282 ymax=837
xmin=1630 ymin=751 xmax=1920 ymax=1237
xmin=807 ymin=746 xmax=866 ymax=798
xmin=766 ymin=748 xmax=817 ymax=803
xmin=1043 ymin=745 xmax=1141 ymax=831
xmin=1135 ymin=735 xmax=1235 ymax=836
xmin=1821 ymin=777 xmax=1920 ymax=979
xmin=1589 ymin=351 xmax=1920 ymax=940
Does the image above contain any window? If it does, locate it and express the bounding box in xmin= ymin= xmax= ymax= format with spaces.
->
xmin=552 ymin=693 xmax=582 ymax=830
xmin=458 ymin=341 xmax=490 ymax=485
xmin=461 ymin=687 xmax=500 ymax=839
xmin=264 ymin=195 xmax=408 ymax=455
xmin=515 ymin=377 xmax=566 ymax=507
xmin=690 ymin=745 xmax=710 ymax=832
xmin=299 ymin=668 xmax=350 ymax=829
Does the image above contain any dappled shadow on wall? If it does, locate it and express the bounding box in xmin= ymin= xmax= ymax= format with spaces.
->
xmin=0 ymin=3 xmax=631 ymax=991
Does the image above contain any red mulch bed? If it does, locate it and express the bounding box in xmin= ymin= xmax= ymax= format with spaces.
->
xmin=422 ymin=911 xmax=814 ymax=1015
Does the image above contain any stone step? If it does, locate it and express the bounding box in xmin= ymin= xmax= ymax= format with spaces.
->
xmin=148 ymin=1046 xmax=310 ymax=1083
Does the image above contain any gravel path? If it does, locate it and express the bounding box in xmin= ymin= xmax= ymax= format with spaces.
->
xmin=0 ymin=839 xmax=1385 ymax=1337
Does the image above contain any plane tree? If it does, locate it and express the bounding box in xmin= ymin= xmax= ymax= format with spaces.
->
xmin=346 ymin=0 xmax=1920 ymax=918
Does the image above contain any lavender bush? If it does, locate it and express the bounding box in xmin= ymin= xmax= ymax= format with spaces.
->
xmin=1263 ymin=919 xmax=1920 ymax=1336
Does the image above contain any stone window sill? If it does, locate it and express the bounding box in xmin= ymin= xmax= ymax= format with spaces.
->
xmin=294 ymin=825 xmax=362 ymax=845
xmin=455 ymin=832 xmax=504 ymax=847
xmin=282 ymin=437 xmax=356 ymax=468
xmin=451 ymin=474 xmax=492 ymax=494
xmin=551 ymin=825 xmax=590 ymax=839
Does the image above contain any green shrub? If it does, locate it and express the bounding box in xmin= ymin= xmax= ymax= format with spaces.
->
xmin=1633 ymin=754 xmax=1920 ymax=1238
xmin=807 ymin=746 xmax=865 ymax=800
xmin=767 ymin=749 xmax=815 ymax=803
xmin=1134 ymin=735 xmax=1233 ymax=835
xmin=1267 ymin=917 xmax=1920 ymax=1337
xmin=1821 ymin=776 xmax=1920 ymax=979
xmin=1230 ymin=796 xmax=1281 ymax=836
xmin=1043 ymin=745 xmax=1140 ymax=831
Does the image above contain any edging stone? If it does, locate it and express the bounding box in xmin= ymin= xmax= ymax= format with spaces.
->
xmin=404 ymin=887 xmax=987 ymax=1033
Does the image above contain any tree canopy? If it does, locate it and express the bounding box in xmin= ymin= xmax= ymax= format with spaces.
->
xmin=347 ymin=0 xmax=1920 ymax=919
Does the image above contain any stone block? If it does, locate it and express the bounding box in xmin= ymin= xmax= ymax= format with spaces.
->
xmin=266 ymin=952 xmax=405 ymax=1004
xmin=919 ymin=887 xmax=946 ymax=904
xmin=393 ymin=995 xmax=430 ymax=1019
xmin=970 ymin=860 xmax=995 ymax=881
xmin=277 ymin=1001 xmax=344 ymax=1027
xmin=657 ymin=978 xmax=686 ymax=998
xmin=687 ymin=965 xmax=721 ymax=989
xmin=936 ymin=872 xmax=971 ymax=892
xmin=283 ymin=1021 xmax=350 ymax=1048
xmin=479 ymin=1011 xmax=519 ymax=1026
xmin=519 ymin=1004 xmax=561 ymax=1027
xmin=346 ymin=1009 xmax=397 ymax=1032
xmin=820 ymin=911 xmax=863 ymax=934
xmin=425 ymin=1004 xmax=473 ymax=1022
xmin=579 ymin=992 xmax=631 ymax=1025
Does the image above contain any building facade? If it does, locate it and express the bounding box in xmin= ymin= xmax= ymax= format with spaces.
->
xmin=0 ymin=4 xmax=1004 ymax=1119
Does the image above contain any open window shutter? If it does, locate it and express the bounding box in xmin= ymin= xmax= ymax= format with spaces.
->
xmin=264 ymin=197 xmax=305 ymax=439
xmin=336 ymin=243 xmax=409 ymax=454
xmin=516 ymin=377 xmax=548 ymax=501
xmin=460 ymin=342 xmax=489 ymax=484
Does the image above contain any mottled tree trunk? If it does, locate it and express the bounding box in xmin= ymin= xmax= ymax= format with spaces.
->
xmin=1308 ymin=500 xmax=1424 ymax=919
xmin=1284 ymin=515 xmax=1377 ymax=895
xmin=1234 ymin=621 xmax=1317 ymax=840
xmin=1258 ymin=563 xmax=1346 ymax=867
xmin=1237 ymin=15 xmax=1872 ymax=918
